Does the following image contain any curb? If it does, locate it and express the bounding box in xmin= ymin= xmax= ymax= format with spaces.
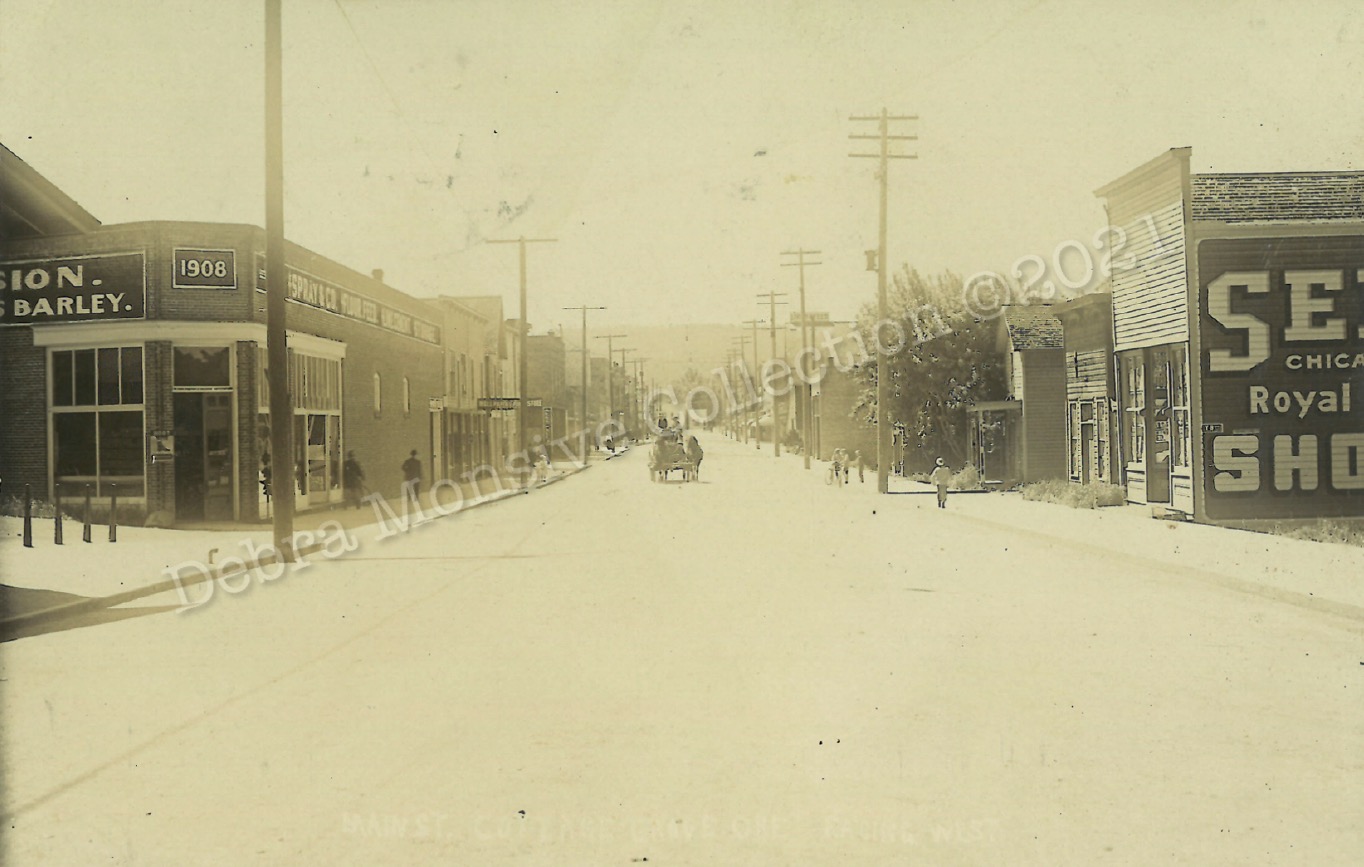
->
xmin=0 ymin=458 xmax=602 ymax=639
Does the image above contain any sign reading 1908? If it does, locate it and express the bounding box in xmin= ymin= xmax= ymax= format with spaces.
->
xmin=0 ymin=252 xmax=147 ymax=325
xmin=173 ymin=248 xmax=236 ymax=289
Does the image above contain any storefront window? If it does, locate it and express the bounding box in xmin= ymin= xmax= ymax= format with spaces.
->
xmin=1122 ymin=354 xmax=1145 ymax=465
xmin=51 ymin=346 xmax=145 ymax=497
xmin=1170 ymin=348 xmax=1191 ymax=468
xmin=1095 ymin=397 xmax=1111 ymax=482
xmin=175 ymin=347 xmax=231 ymax=387
xmin=1069 ymin=401 xmax=1083 ymax=481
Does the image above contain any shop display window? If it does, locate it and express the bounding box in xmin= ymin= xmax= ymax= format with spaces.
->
xmin=51 ymin=346 xmax=145 ymax=497
xmin=1122 ymin=354 xmax=1145 ymax=465
xmin=174 ymin=346 xmax=231 ymax=388
xmin=1170 ymin=348 xmax=1191 ymax=469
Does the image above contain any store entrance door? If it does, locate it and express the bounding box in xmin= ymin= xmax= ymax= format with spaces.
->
xmin=174 ymin=393 xmax=235 ymax=522
xmin=1146 ymin=348 xmax=1172 ymax=503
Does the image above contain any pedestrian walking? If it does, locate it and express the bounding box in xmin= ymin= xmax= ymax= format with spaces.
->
xmin=402 ymin=449 xmax=423 ymax=496
xmin=535 ymin=446 xmax=551 ymax=484
xmin=343 ymin=450 xmax=366 ymax=508
xmin=854 ymin=450 xmax=865 ymax=483
xmin=930 ymin=456 xmax=953 ymax=509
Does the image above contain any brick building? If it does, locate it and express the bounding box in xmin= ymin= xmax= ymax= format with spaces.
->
xmin=1 ymin=216 xmax=449 ymax=525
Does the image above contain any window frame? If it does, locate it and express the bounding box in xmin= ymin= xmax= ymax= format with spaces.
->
xmin=49 ymin=345 xmax=147 ymax=499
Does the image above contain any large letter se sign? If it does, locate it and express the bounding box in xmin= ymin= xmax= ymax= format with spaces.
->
xmin=1198 ymin=236 xmax=1364 ymax=520
xmin=0 ymin=253 xmax=147 ymax=325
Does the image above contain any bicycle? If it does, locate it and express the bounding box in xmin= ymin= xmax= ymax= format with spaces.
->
xmin=825 ymin=462 xmax=843 ymax=486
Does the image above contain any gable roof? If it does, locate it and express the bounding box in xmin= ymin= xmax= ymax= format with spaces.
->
xmin=1 ymin=143 xmax=101 ymax=240
xmin=1000 ymin=306 xmax=1063 ymax=350
xmin=1190 ymin=171 xmax=1364 ymax=223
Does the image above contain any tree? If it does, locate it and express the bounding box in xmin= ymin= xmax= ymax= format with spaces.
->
xmin=853 ymin=266 xmax=1006 ymax=472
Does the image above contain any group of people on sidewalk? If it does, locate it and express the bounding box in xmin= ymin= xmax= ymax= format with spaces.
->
xmin=336 ymin=448 xmax=421 ymax=509
xmin=340 ymin=444 xmax=563 ymax=510
xmin=827 ymin=448 xmax=955 ymax=508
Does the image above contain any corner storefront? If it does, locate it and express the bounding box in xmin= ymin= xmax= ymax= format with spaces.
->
xmin=1097 ymin=149 xmax=1364 ymax=523
xmin=1 ymin=221 xmax=446 ymax=525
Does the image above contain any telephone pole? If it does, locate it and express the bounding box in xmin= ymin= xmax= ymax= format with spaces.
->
xmin=730 ymin=334 xmax=753 ymax=443
xmin=741 ymin=318 xmax=765 ymax=450
xmin=489 ymin=236 xmax=556 ymax=485
xmin=594 ymin=333 xmax=628 ymax=431
xmin=563 ymin=304 xmax=606 ymax=456
xmin=615 ymin=347 xmax=636 ymax=432
xmin=850 ymin=108 xmax=917 ymax=494
xmin=781 ymin=249 xmax=822 ymax=469
xmin=264 ymin=0 xmax=295 ymax=559
xmin=756 ymin=292 xmax=788 ymax=457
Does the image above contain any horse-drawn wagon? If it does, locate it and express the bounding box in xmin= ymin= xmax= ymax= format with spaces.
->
xmin=649 ymin=432 xmax=696 ymax=482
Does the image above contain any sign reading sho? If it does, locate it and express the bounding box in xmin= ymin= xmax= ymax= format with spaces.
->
xmin=0 ymin=253 xmax=146 ymax=325
xmin=1199 ymin=236 xmax=1364 ymax=520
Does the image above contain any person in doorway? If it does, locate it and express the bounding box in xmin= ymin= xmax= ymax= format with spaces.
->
xmin=930 ymin=456 xmax=953 ymax=509
xmin=260 ymin=453 xmax=272 ymax=501
xmin=402 ymin=449 xmax=423 ymax=496
xmin=343 ymin=451 xmax=366 ymax=508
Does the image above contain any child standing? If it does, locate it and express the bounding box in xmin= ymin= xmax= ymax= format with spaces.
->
xmin=929 ymin=457 xmax=953 ymax=509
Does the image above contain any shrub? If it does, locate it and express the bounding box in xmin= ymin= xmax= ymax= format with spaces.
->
xmin=1021 ymin=479 xmax=1127 ymax=510
xmin=1 ymin=494 xmax=57 ymax=519
xmin=949 ymin=465 xmax=982 ymax=491
xmin=1270 ymin=520 xmax=1364 ymax=548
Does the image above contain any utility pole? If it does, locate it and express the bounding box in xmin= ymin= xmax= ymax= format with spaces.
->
xmin=850 ymin=108 xmax=917 ymax=494
xmin=563 ymin=304 xmax=605 ymax=456
xmin=264 ymin=0 xmax=295 ymax=560
xmin=740 ymin=320 xmax=765 ymax=449
xmin=489 ymin=236 xmax=556 ymax=485
xmin=730 ymin=335 xmax=752 ymax=443
xmin=725 ymin=348 xmax=736 ymax=436
xmin=628 ymin=357 xmax=647 ymax=436
xmin=614 ymin=346 xmax=635 ymax=432
xmin=781 ymin=249 xmax=822 ymax=470
xmin=594 ymin=333 xmax=628 ymax=432
xmin=755 ymin=292 xmax=788 ymax=457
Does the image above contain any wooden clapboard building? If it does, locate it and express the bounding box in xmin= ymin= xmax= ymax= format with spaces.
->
xmin=967 ymin=306 xmax=1067 ymax=487
xmin=1055 ymin=292 xmax=1121 ymax=486
xmin=1096 ymin=148 xmax=1364 ymax=523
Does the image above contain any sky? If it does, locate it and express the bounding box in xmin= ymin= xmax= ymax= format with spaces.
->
xmin=4 ymin=0 xmax=1363 ymax=333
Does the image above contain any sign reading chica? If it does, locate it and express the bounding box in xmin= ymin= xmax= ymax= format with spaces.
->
xmin=1198 ymin=236 xmax=1364 ymax=520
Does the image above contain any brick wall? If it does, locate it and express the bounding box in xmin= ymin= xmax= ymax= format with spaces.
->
xmin=0 ymin=329 xmax=48 ymax=501
xmin=144 ymin=341 xmax=175 ymax=517
xmin=2 ymin=221 xmax=451 ymax=521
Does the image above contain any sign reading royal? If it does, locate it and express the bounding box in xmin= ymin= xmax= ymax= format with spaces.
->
xmin=255 ymin=255 xmax=440 ymax=345
xmin=0 ymin=253 xmax=146 ymax=325
xmin=1198 ymin=236 xmax=1364 ymax=520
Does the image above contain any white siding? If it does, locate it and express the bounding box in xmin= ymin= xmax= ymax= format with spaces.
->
xmin=1106 ymin=165 xmax=1190 ymax=353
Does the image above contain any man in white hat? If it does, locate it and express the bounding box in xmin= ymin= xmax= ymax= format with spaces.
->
xmin=929 ymin=456 xmax=952 ymax=509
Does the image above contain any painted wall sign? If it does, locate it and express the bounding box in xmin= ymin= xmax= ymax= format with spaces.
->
xmin=173 ymin=248 xmax=237 ymax=289
xmin=1198 ymin=236 xmax=1364 ymax=519
xmin=255 ymin=254 xmax=440 ymax=345
xmin=0 ymin=252 xmax=146 ymax=325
